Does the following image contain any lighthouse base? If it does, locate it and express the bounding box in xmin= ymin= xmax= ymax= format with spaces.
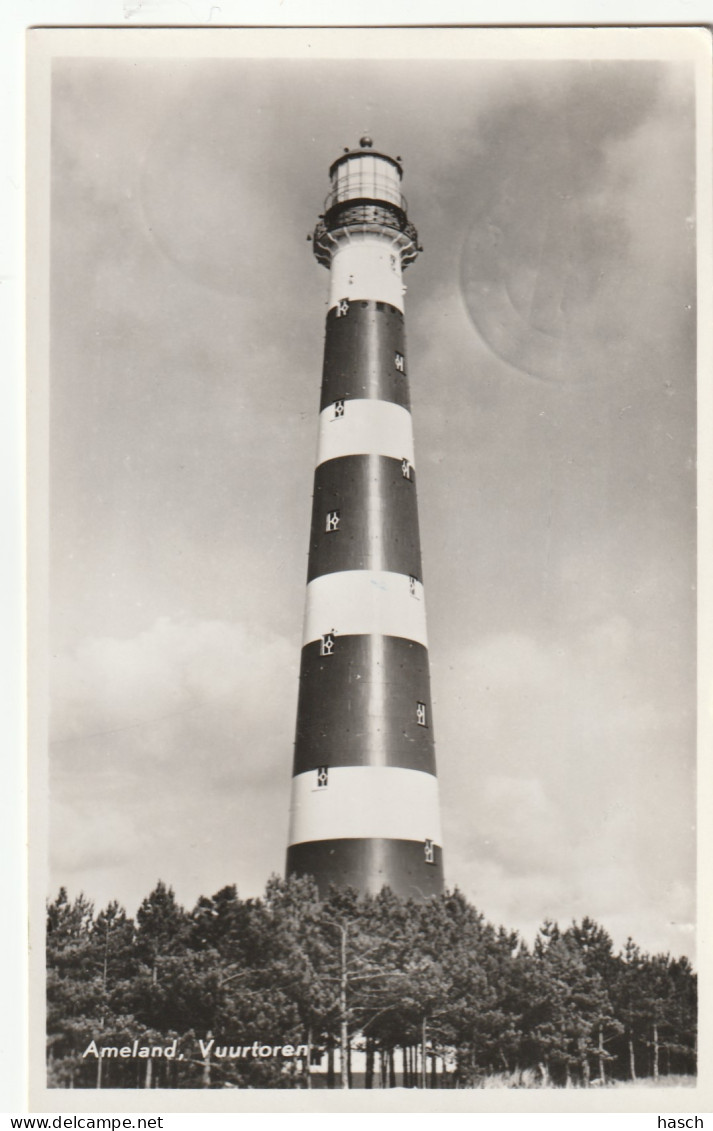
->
xmin=286 ymin=837 xmax=444 ymax=901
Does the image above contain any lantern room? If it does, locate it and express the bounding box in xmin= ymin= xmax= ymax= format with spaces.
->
xmin=312 ymin=137 xmax=420 ymax=273
xmin=325 ymin=136 xmax=406 ymax=214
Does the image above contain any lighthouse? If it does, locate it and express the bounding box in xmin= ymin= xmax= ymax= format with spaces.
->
xmin=285 ymin=138 xmax=444 ymax=900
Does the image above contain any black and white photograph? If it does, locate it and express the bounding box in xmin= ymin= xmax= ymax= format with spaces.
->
xmin=25 ymin=25 xmax=711 ymax=1112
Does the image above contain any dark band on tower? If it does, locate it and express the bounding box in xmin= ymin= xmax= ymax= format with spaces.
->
xmin=286 ymin=137 xmax=445 ymax=900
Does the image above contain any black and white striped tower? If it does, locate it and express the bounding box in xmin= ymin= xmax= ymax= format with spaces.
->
xmin=286 ymin=137 xmax=444 ymax=900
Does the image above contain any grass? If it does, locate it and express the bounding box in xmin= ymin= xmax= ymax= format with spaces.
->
xmin=610 ymin=1075 xmax=695 ymax=1088
xmin=473 ymin=1071 xmax=696 ymax=1089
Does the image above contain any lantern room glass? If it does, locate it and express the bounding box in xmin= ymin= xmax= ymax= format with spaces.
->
xmin=327 ymin=154 xmax=405 ymax=211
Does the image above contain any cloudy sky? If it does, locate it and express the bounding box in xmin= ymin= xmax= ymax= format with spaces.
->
xmin=47 ymin=36 xmax=697 ymax=960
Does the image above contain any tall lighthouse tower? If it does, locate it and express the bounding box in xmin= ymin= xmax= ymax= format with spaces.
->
xmin=285 ymin=138 xmax=444 ymax=900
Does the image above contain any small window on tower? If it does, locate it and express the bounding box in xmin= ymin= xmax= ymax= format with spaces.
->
xmin=334 ymin=400 xmax=345 ymax=419
xmin=416 ymin=702 xmax=427 ymax=727
xmin=409 ymin=575 xmax=419 ymax=598
xmin=320 ymin=633 xmax=335 ymax=656
xmin=401 ymin=459 xmax=413 ymax=481
xmin=424 ymin=839 xmax=435 ymax=865
xmin=394 ymin=352 xmax=405 ymax=372
xmin=326 ymin=510 xmax=340 ymax=532
xmin=317 ymin=767 xmax=329 ymax=789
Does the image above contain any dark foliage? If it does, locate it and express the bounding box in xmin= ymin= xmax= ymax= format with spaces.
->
xmin=46 ymin=879 xmax=697 ymax=1089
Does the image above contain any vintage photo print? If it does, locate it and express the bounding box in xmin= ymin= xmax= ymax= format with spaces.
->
xmin=26 ymin=26 xmax=712 ymax=1113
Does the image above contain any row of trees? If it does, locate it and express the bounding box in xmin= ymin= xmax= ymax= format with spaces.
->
xmin=47 ymin=876 xmax=697 ymax=1089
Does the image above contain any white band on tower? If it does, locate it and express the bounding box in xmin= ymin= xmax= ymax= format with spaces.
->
xmin=302 ymin=570 xmax=427 ymax=648
xmin=288 ymin=765 xmax=442 ymax=847
xmin=328 ymin=235 xmax=405 ymax=312
xmin=316 ymin=399 xmax=415 ymax=467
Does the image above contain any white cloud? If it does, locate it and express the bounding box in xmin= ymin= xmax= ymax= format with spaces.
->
xmin=52 ymin=615 xmax=296 ymax=747
xmin=50 ymin=616 xmax=297 ymax=911
xmin=435 ymin=622 xmax=695 ymax=957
